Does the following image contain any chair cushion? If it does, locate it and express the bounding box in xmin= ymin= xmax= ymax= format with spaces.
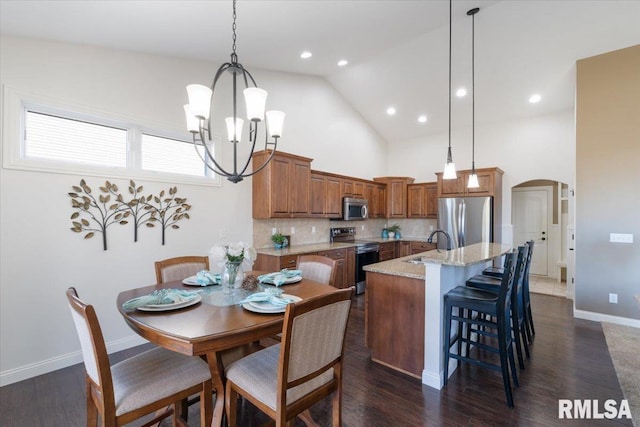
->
xmin=445 ymin=286 xmax=499 ymax=302
xmin=225 ymin=344 xmax=334 ymax=411
xmin=466 ymin=274 xmax=501 ymax=291
xmin=111 ymin=347 xmax=211 ymax=416
xmin=482 ymin=267 xmax=504 ymax=278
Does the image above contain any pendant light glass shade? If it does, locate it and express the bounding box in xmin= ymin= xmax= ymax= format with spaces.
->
xmin=186 ymin=84 xmax=212 ymax=119
xmin=467 ymin=171 xmax=479 ymax=188
xmin=443 ymin=147 xmax=457 ymax=179
xmin=266 ymin=110 xmax=285 ymax=138
xmin=183 ymin=105 xmax=200 ymax=133
xmin=225 ymin=117 xmax=244 ymax=142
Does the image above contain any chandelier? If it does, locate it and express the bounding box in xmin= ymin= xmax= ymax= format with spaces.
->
xmin=183 ymin=0 xmax=285 ymax=183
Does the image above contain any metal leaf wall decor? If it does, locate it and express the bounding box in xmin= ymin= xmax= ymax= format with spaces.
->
xmin=69 ymin=179 xmax=191 ymax=250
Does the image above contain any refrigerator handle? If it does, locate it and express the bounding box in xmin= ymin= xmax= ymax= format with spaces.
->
xmin=459 ymin=201 xmax=466 ymax=246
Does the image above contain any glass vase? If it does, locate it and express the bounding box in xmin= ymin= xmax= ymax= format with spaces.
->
xmin=222 ymin=260 xmax=243 ymax=294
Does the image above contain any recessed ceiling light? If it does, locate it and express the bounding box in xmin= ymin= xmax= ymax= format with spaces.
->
xmin=386 ymin=107 xmax=396 ymax=116
xmin=456 ymin=88 xmax=467 ymax=97
xmin=337 ymin=59 xmax=348 ymax=67
xmin=300 ymin=51 xmax=312 ymax=59
xmin=529 ymin=94 xmax=542 ymax=103
xmin=418 ymin=115 xmax=428 ymax=123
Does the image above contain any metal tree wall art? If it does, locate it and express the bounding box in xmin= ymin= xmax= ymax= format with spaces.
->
xmin=116 ymin=180 xmax=156 ymax=242
xmin=69 ymin=179 xmax=130 ymax=250
xmin=69 ymin=179 xmax=191 ymax=250
xmin=147 ymin=187 xmax=192 ymax=246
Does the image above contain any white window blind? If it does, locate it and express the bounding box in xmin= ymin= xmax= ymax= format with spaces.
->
xmin=141 ymin=134 xmax=208 ymax=176
xmin=25 ymin=111 xmax=127 ymax=167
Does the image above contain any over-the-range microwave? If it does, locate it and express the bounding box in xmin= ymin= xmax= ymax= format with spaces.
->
xmin=342 ymin=197 xmax=368 ymax=220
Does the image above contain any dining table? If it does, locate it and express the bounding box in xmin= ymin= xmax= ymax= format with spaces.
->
xmin=116 ymin=272 xmax=338 ymax=427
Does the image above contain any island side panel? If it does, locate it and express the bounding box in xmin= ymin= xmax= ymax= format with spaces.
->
xmin=366 ymin=271 xmax=425 ymax=378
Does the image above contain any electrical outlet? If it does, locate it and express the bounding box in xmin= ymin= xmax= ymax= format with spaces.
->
xmin=290 ymin=226 xmax=295 ymax=234
xmin=610 ymin=233 xmax=633 ymax=243
xmin=312 ymin=226 xmax=316 ymax=233
xmin=361 ymin=224 xmax=365 ymax=231
xmin=429 ymin=225 xmax=434 ymax=231
xmin=272 ymin=227 xmax=277 ymax=235
xmin=609 ymin=293 xmax=618 ymax=304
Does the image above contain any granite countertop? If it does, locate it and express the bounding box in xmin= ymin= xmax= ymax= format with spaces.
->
xmin=256 ymin=236 xmax=435 ymax=257
xmin=364 ymin=242 xmax=512 ymax=280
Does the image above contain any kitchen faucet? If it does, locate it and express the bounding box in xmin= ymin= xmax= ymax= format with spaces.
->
xmin=427 ymin=229 xmax=453 ymax=250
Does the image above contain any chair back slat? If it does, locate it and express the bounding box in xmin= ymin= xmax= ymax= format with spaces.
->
xmin=155 ymin=256 xmax=209 ymax=283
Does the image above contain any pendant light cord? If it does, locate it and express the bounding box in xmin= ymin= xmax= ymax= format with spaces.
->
xmin=471 ymin=9 xmax=475 ymax=170
xmin=231 ymin=0 xmax=238 ymax=64
xmin=448 ymin=0 xmax=452 ymax=154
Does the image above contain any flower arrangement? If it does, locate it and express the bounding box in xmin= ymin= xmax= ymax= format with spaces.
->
xmin=210 ymin=242 xmax=257 ymax=270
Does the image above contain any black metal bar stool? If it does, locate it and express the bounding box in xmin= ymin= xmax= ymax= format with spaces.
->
xmin=466 ymin=245 xmax=530 ymax=370
xmin=443 ymin=251 xmax=519 ymax=408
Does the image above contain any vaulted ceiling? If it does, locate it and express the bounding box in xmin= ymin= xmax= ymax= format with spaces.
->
xmin=2 ymin=0 xmax=639 ymax=142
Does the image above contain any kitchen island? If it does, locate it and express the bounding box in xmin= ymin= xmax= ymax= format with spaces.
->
xmin=364 ymin=242 xmax=511 ymax=389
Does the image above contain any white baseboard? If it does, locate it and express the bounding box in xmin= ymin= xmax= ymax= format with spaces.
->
xmin=0 ymin=335 xmax=147 ymax=387
xmin=574 ymin=309 xmax=640 ymax=328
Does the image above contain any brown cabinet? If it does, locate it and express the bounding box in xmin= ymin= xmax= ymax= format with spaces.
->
xmin=310 ymin=171 xmax=342 ymax=219
xmin=379 ymin=241 xmax=396 ymax=261
xmin=398 ymin=241 xmax=411 ymax=257
xmin=373 ymin=177 xmax=415 ymax=218
xmin=407 ymin=182 xmax=438 ymax=219
xmin=346 ymin=247 xmax=356 ymax=287
xmin=365 ymin=182 xmax=387 ymax=218
xmin=252 ymin=151 xmax=312 ymax=219
xmin=254 ymin=253 xmax=301 ymax=272
xmin=343 ymin=179 xmax=365 ymax=198
xmin=410 ymin=241 xmax=436 ymax=255
xmin=436 ymin=167 xmax=503 ymax=198
xmin=317 ymin=248 xmax=349 ymax=289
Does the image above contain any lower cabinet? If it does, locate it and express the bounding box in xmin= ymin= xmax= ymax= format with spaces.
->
xmin=317 ymin=248 xmax=348 ymax=288
xmin=398 ymin=241 xmax=411 ymax=257
xmin=379 ymin=241 xmax=396 ymax=261
xmin=410 ymin=241 xmax=436 ymax=254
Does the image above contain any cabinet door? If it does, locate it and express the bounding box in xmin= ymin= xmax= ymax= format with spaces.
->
xmin=290 ymin=159 xmax=310 ymax=216
xmin=353 ymin=181 xmax=365 ymax=198
xmin=389 ymin=181 xmax=407 ymax=218
xmin=310 ymin=173 xmax=326 ymax=217
xmin=376 ymin=185 xmax=386 ymax=217
xmin=399 ymin=241 xmax=411 ymax=257
xmin=279 ymin=254 xmax=299 ymax=270
xmin=425 ymin=183 xmax=438 ymax=218
xmin=271 ymin=156 xmax=292 ymax=216
xmin=334 ymin=258 xmax=346 ymax=288
xmin=325 ymin=176 xmax=342 ymax=218
xmin=410 ymin=241 xmax=436 ymax=254
xmin=343 ymin=180 xmax=354 ymax=197
xmin=465 ymin=170 xmax=494 ymax=196
xmin=407 ymin=184 xmax=425 ymax=218
xmin=346 ymin=247 xmax=356 ymax=286
xmin=439 ymin=175 xmax=465 ymax=197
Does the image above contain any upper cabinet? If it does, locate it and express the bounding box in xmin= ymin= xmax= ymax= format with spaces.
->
xmin=252 ymin=151 xmax=312 ymax=219
xmin=407 ymin=182 xmax=438 ymax=219
xmin=365 ymin=182 xmax=386 ymax=218
xmin=373 ymin=177 xmax=415 ymax=218
xmin=435 ymin=167 xmax=504 ymax=198
xmin=310 ymin=171 xmax=342 ymax=219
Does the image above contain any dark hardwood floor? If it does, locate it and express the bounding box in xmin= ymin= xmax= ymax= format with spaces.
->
xmin=0 ymin=293 xmax=631 ymax=426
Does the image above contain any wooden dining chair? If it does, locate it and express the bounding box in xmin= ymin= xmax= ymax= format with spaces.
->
xmin=296 ymin=254 xmax=337 ymax=286
xmin=225 ymin=287 xmax=355 ymax=427
xmin=66 ymin=287 xmax=212 ymax=427
xmin=154 ymin=255 xmax=209 ymax=284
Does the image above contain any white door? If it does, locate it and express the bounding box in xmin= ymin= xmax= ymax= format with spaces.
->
xmin=512 ymin=187 xmax=551 ymax=276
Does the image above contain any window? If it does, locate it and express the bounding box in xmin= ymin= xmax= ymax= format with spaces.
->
xmin=2 ymin=88 xmax=221 ymax=187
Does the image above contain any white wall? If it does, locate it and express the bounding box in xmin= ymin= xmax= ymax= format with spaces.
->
xmin=0 ymin=36 xmax=387 ymax=385
xmin=386 ymin=110 xmax=576 ymax=242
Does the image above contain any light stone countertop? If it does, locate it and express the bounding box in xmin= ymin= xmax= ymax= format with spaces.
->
xmin=255 ymin=236 xmax=435 ymax=257
xmin=364 ymin=242 xmax=512 ymax=280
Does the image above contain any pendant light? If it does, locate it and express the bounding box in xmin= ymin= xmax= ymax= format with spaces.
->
xmin=467 ymin=7 xmax=480 ymax=189
xmin=443 ymin=0 xmax=457 ymax=180
xmin=184 ymin=0 xmax=285 ymax=183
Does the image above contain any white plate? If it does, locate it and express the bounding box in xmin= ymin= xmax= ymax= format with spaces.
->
xmin=259 ymin=275 xmax=302 ymax=285
xmin=138 ymin=295 xmax=201 ymax=312
xmin=182 ymin=276 xmax=219 ymax=286
xmin=243 ymin=294 xmax=302 ymax=314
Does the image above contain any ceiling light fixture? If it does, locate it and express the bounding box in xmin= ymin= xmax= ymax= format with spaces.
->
xmin=529 ymin=94 xmax=542 ymax=103
xmin=467 ymin=7 xmax=480 ymax=189
xmin=418 ymin=115 xmax=428 ymax=123
xmin=386 ymin=107 xmax=396 ymax=116
xmin=337 ymin=59 xmax=348 ymax=67
xmin=300 ymin=51 xmax=313 ymax=59
xmin=184 ymin=0 xmax=285 ymax=183
xmin=443 ymin=0 xmax=457 ymax=180
xmin=456 ymin=88 xmax=467 ymax=97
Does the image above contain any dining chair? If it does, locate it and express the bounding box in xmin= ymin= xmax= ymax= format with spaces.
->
xmin=296 ymin=254 xmax=337 ymax=286
xmin=225 ymin=287 xmax=355 ymax=427
xmin=66 ymin=287 xmax=212 ymax=427
xmin=154 ymin=255 xmax=209 ymax=284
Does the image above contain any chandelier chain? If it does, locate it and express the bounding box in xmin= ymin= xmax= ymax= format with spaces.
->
xmin=231 ymin=0 xmax=238 ymax=63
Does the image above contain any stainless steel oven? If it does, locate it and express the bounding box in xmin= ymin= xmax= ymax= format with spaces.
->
xmin=330 ymin=227 xmax=379 ymax=295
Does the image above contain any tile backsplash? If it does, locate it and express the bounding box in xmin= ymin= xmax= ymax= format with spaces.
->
xmin=253 ymin=218 xmax=437 ymax=248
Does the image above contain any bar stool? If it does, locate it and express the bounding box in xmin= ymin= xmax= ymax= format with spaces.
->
xmin=482 ymin=240 xmax=535 ymax=340
xmin=443 ymin=251 xmax=519 ymax=408
xmin=466 ymin=245 xmax=530 ymax=370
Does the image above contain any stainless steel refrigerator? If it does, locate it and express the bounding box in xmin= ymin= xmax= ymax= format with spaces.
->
xmin=436 ymin=197 xmax=493 ymax=250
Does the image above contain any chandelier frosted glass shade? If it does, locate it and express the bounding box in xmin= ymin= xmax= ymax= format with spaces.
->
xmin=266 ymin=110 xmax=285 ymax=138
xmin=225 ymin=117 xmax=244 ymax=142
xmin=243 ymin=87 xmax=267 ymax=121
xmin=443 ymin=162 xmax=457 ymax=179
xmin=186 ymin=84 xmax=212 ymax=119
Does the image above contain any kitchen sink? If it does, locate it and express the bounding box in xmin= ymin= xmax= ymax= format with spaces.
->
xmin=404 ymin=256 xmax=430 ymax=264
